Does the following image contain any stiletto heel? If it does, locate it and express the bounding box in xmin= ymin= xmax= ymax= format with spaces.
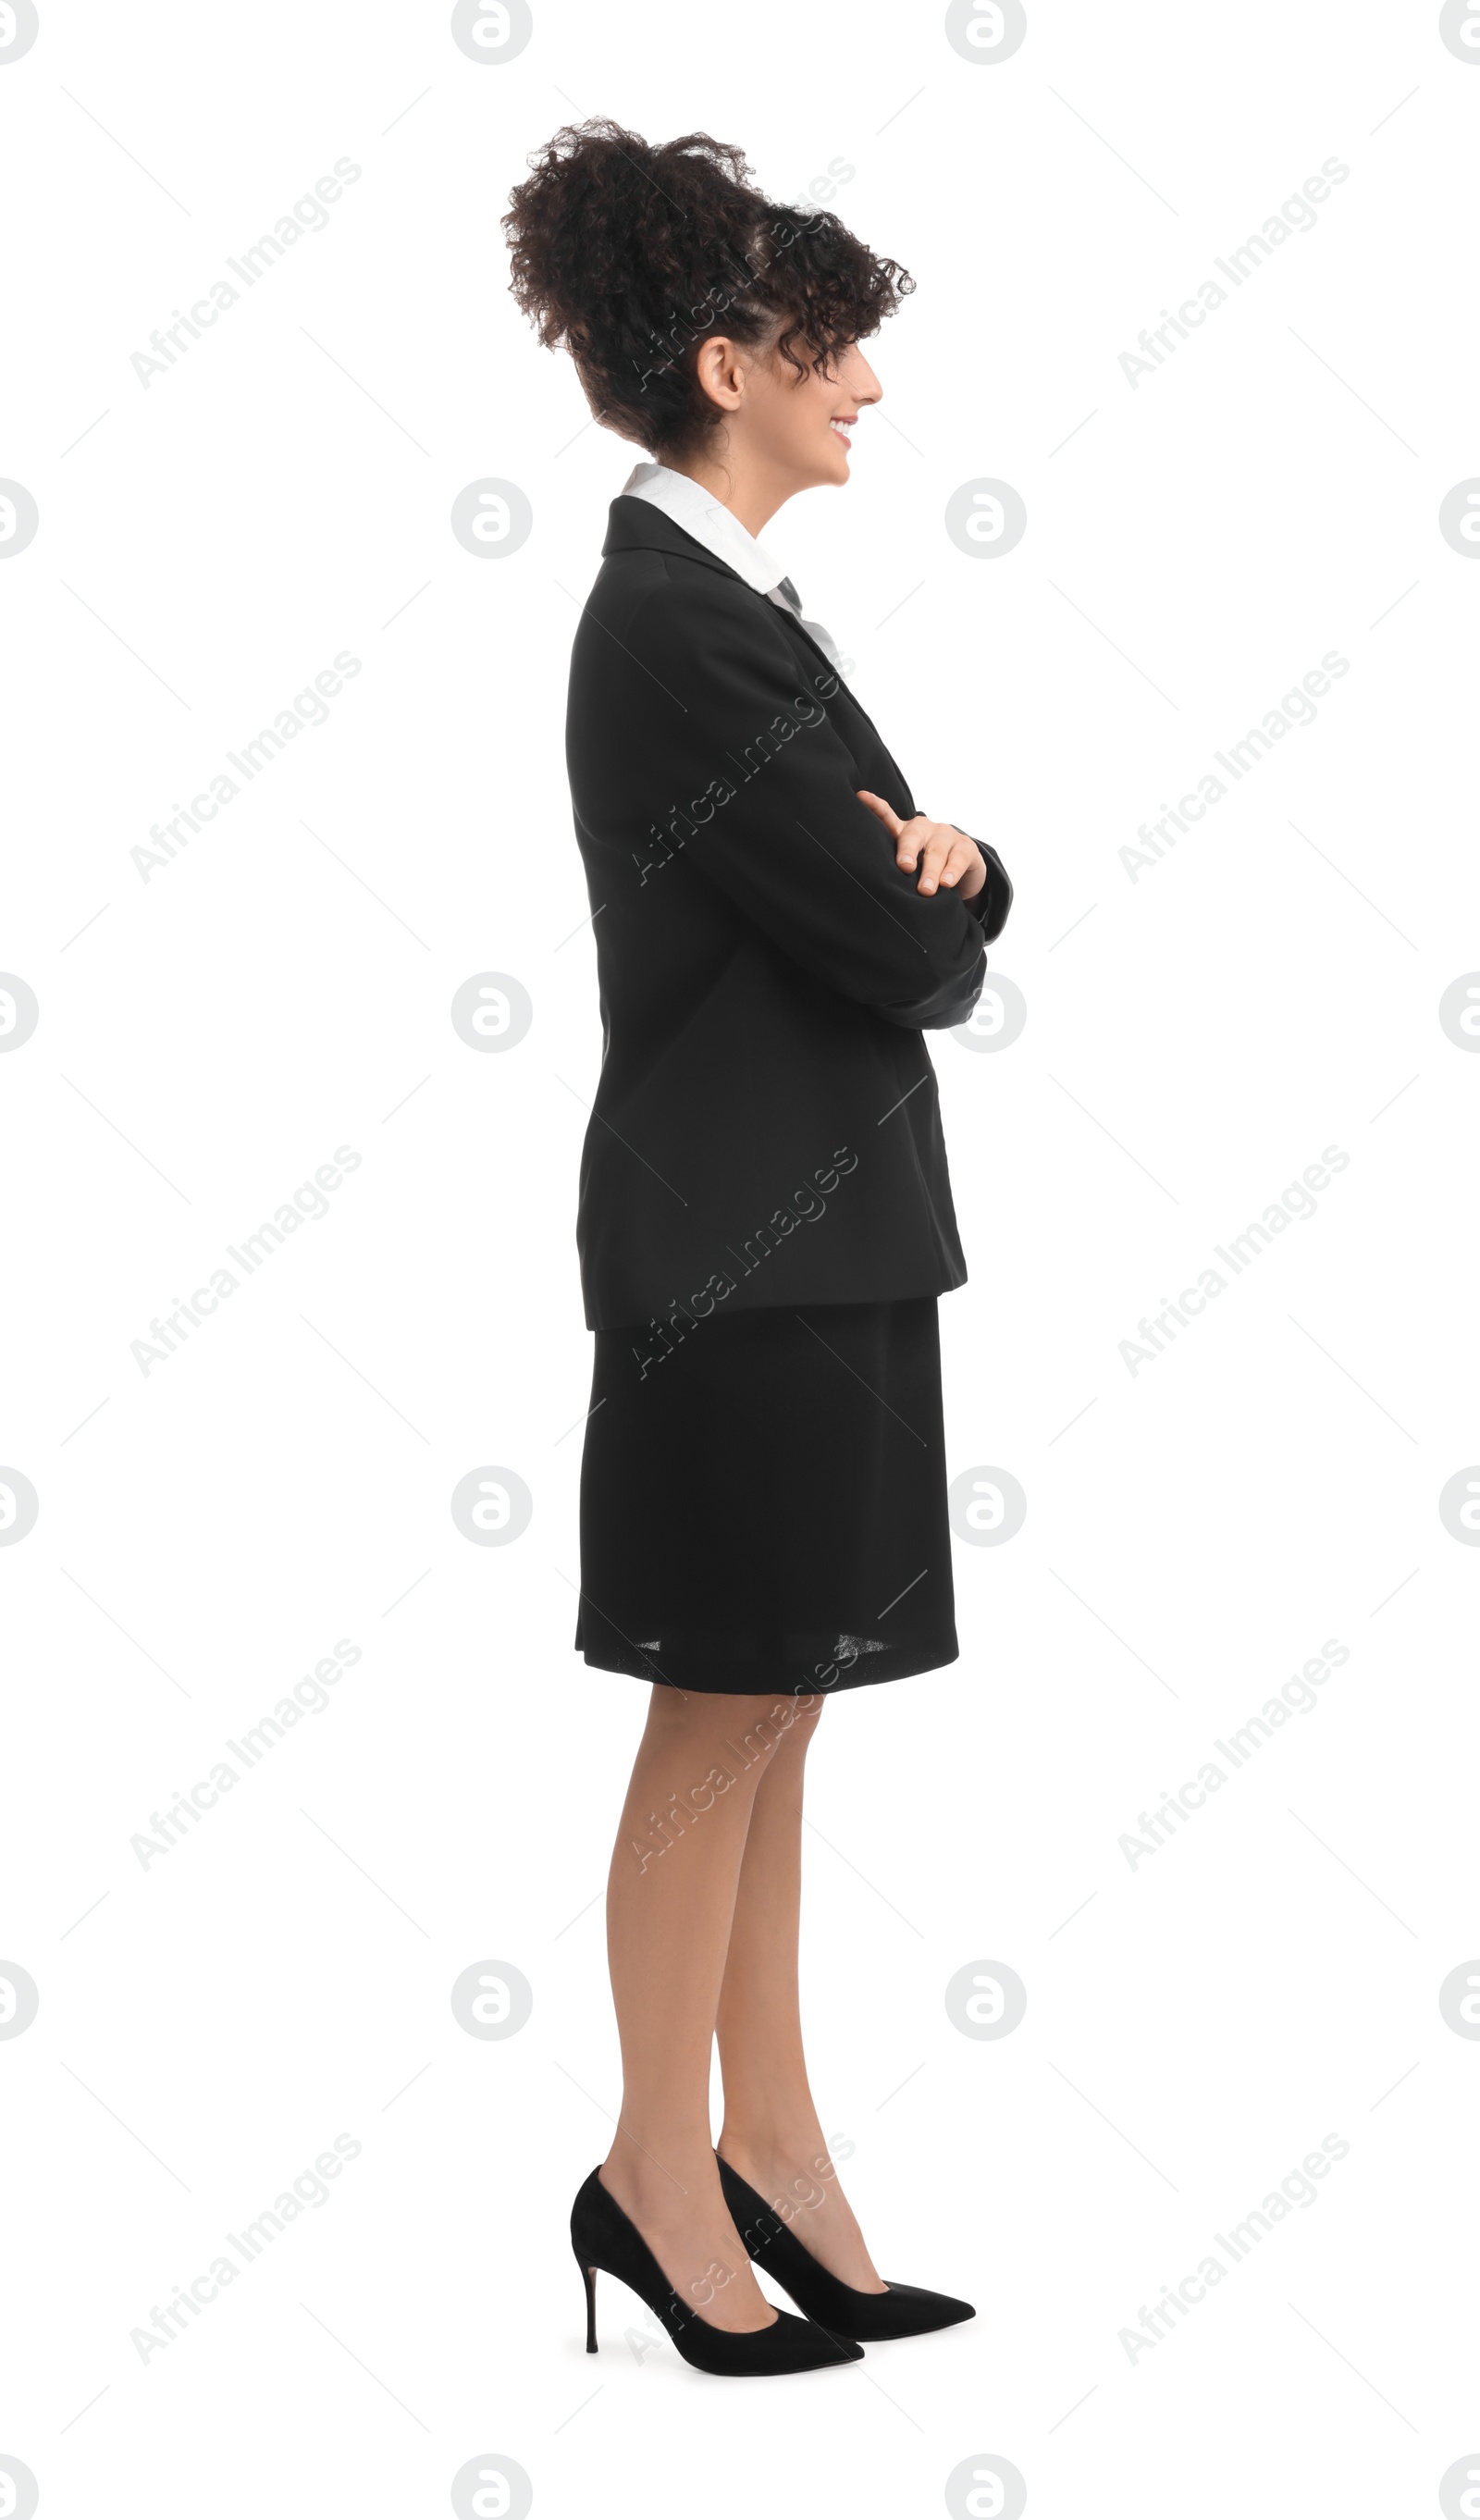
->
xmin=576 ymin=2251 xmax=598 ymax=2352
xmin=715 ymin=2155 xmax=975 ymax=2343
xmin=569 ymin=2168 xmax=863 ymax=2375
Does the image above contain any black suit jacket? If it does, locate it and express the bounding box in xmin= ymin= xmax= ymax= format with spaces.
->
xmin=566 ymin=496 xmax=1013 ymax=1335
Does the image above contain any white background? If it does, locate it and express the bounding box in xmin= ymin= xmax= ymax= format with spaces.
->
xmin=3 ymin=2 xmax=1479 ymax=2514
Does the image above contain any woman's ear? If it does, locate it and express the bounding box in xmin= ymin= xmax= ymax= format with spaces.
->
xmin=692 ymin=334 xmax=747 ymax=415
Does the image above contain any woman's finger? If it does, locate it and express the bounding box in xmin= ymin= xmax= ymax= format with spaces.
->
xmin=932 ymin=839 xmax=976 ymax=891
xmin=855 ymin=788 xmax=904 ymax=839
xmin=882 ymin=801 xmax=929 ymax=871
xmin=914 ymin=828 xmax=953 ymax=893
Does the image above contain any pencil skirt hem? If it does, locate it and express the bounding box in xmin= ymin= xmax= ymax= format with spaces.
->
xmin=574 ymin=1294 xmax=957 ymax=1698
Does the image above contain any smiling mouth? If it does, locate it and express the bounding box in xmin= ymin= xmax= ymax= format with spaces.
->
xmin=829 ymin=416 xmax=857 ymax=442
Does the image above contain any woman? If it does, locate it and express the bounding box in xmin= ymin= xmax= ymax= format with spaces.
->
xmin=505 ymin=121 xmax=1013 ymax=2378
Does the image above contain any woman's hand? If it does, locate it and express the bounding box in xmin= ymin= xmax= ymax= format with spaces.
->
xmin=856 ymin=790 xmax=987 ymax=900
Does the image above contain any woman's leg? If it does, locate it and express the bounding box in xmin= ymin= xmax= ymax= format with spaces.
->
xmin=600 ymin=1684 xmax=798 ymax=2332
xmin=714 ymin=1698 xmax=888 ymax=2291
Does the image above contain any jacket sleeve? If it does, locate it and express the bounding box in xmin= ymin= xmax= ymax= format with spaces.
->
xmin=955 ymin=831 xmax=1014 ymax=943
xmin=613 ymin=569 xmax=993 ymax=1031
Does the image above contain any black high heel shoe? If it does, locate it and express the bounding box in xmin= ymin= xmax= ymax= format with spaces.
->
xmin=570 ymin=2168 xmax=864 ymax=2376
xmin=715 ymin=2155 xmax=976 ymax=2342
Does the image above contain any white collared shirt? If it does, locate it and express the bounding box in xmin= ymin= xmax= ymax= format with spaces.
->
xmin=620 ymin=460 xmax=844 ymax=672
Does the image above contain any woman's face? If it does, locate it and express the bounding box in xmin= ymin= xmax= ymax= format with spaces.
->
xmin=690 ymin=330 xmax=882 ymax=498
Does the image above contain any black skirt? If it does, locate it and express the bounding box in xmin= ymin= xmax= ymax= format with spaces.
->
xmin=574 ymin=1296 xmax=957 ymax=1696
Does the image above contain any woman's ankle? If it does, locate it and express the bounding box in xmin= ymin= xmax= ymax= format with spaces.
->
xmin=717 ymin=2121 xmax=838 ymax=2205
xmin=601 ymin=2133 xmax=717 ymax=2219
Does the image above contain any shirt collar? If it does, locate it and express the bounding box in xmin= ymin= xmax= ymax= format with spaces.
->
xmin=620 ymin=461 xmax=787 ymax=595
xmin=620 ymin=460 xmax=844 ymax=672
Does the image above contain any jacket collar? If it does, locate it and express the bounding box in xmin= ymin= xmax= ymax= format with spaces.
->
xmin=601 ymin=496 xmax=750 ymax=581
xmin=600 ymin=498 xmax=847 ymax=684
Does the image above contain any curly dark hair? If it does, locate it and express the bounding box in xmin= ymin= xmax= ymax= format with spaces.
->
xmin=503 ymin=118 xmax=913 ymax=456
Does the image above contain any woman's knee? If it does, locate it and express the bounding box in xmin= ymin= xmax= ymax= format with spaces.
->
xmin=640 ymin=1686 xmax=820 ymax=1776
xmin=768 ymin=1697 xmax=824 ymax=1758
